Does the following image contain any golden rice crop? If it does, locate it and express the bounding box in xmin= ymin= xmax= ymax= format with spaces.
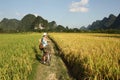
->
xmin=0 ymin=33 xmax=41 ymax=80
xmin=50 ymin=33 xmax=120 ymax=80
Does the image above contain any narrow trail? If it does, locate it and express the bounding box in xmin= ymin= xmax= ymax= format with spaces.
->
xmin=35 ymin=39 xmax=72 ymax=80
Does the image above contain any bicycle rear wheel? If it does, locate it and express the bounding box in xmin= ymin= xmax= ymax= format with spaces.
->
xmin=46 ymin=53 xmax=51 ymax=66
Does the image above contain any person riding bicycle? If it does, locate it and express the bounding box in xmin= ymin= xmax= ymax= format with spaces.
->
xmin=39 ymin=33 xmax=49 ymax=64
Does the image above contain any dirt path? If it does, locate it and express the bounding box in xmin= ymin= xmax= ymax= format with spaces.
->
xmin=35 ymin=39 xmax=72 ymax=80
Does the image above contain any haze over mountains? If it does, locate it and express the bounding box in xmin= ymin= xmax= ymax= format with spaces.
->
xmin=0 ymin=13 xmax=120 ymax=32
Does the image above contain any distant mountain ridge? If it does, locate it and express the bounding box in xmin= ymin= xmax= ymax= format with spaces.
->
xmin=87 ymin=14 xmax=120 ymax=30
xmin=0 ymin=14 xmax=65 ymax=32
xmin=110 ymin=14 xmax=120 ymax=29
xmin=0 ymin=18 xmax=20 ymax=31
xmin=0 ymin=13 xmax=120 ymax=33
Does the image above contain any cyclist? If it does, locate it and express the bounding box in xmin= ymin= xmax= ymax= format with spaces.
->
xmin=39 ymin=33 xmax=49 ymax=64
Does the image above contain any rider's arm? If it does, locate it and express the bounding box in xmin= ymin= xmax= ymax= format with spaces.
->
xmin=46 ymin=37 xmax=50 ymax=42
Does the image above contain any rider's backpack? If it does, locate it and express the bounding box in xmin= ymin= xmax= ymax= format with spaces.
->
xmin=39 ymin=43 xmax=43 ymax=50
xmin=39 ymin=37 xmax=44 ymax=50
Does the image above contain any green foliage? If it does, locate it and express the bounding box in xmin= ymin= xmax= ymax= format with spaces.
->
xmin=0 ymin=18 xmax=20 ymax=32
xmin=48 ymin=21 xmax=57 ymax=31
xmin=18 ymin=14 xmax=36 ymax=32
xmin=55 ymin=25 xmax=65 ymax=32
xmin=32 ymin=16 xmax=48 ymax=30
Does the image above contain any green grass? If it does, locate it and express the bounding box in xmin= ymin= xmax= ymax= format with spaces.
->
xmin=0 ymin=33 xmax=42 ymax=80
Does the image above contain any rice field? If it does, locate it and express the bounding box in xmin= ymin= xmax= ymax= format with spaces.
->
xmin=0 ymin=33 xmax=41 ymax=80
xmin=0 ymin=33 xmax=120 ymax=80
xmin=50 ymin=33 xmax=120 ymax=80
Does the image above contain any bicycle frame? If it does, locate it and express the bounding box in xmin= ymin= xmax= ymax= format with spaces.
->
xmin=45 ymin=52 xmax=51 ymax=65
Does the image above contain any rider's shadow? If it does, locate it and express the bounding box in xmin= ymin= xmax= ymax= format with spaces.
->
xmin=32 ymin=47 xmax=42 ymax=61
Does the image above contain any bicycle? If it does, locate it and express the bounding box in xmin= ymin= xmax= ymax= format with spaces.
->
xmin=41 ymin=47 xmax=51 ymax=66
xmin=45 ymin=51 xmax=51 ymax=66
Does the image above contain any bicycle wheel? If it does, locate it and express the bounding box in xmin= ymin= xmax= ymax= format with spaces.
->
xmin=46 ymin=53 xmax=51 ymax=66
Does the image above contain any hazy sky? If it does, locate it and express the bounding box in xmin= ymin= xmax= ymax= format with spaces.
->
xmin=0 ymin=0 xmax=120 ymax=28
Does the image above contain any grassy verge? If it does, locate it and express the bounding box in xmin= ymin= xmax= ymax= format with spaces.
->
xmin=28 ymin=61 xmax=39 ymax=80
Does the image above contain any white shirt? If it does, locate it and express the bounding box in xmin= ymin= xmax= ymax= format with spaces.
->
xmin=42 ymin=37 xmax=48 ymax=47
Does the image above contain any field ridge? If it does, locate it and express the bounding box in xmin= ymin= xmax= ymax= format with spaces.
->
xmin=35 ymin=38 xmax=71 ymax=80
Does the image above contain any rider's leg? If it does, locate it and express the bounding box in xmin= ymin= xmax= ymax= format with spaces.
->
xmin=42 ymin=47 xmax=49 ymax=64
xmin=43 ymin=52 xmax=49 ymax=62
xmin=41 ymin=48 xmax=45 ymax=63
